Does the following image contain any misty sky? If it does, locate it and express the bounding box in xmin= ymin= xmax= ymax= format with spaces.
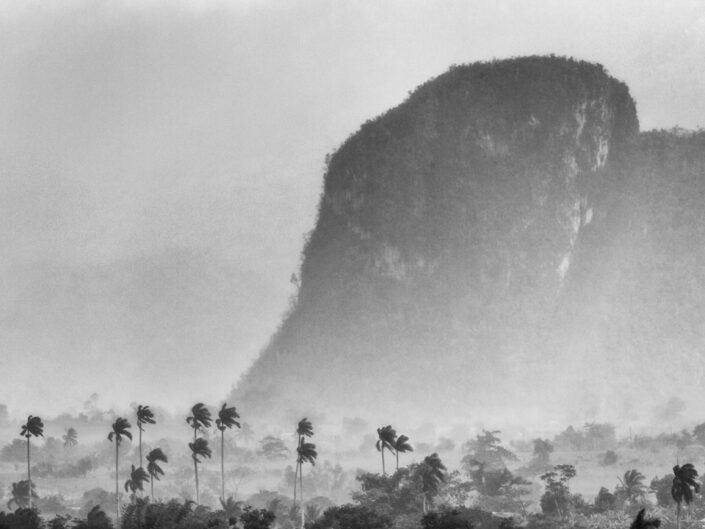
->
xmin=1 ymin=0 xmax=704 ymax=419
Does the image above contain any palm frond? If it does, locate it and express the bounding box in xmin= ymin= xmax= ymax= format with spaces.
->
xmin=297 ymin=418 xmax=314 ymax=438
xmin=216 ymin=403 xmax=241 ymax=431
xmin=136 ymin=405 xmax=156 ymax=429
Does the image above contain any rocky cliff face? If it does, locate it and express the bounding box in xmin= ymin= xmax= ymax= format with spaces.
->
xmin=233 ymin=57 xmax=705 ymax=426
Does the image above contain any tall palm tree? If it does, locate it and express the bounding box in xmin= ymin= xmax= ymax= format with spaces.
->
xmin=145 ymin=448 xmax=168 ymax=501
xmin=108 ymin=417 xmax=132 ymax=521
xmin=417 ymin=452 xmax=447 ymax=513
xmin=215 ymin=403 xmax=241 ymax=501
xmin=62 ymin=427 xmax=78 ymax=448
xmin=186 ymin=403 xmax=212 ymax=504
xmin=296 ymin=441 xmax=317 ymax=528
xmin=124 ymin=464 xmax=149 ymax=501
xmin=136 ymin=405 xmax=155 ymax=467
xmin=294 ymin=418 xmax=314 ymax=505
xmin=375 ymin=425 xmax=396 ymax=476
xmin=672 ymin=463 xmax=700 ymax=529
xmin=189 ymin=437 xmax=212 ymax=504
xmin=393 ymin=434 xmax=413 ymax=470
xmin=20 ymin=415 xmax=44 ymax=509
xmin=617 ymin=469 xmax=647 ymax=506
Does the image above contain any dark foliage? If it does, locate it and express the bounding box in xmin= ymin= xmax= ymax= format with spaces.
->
xmin=309 ymin=504 xmax=392 ymax=529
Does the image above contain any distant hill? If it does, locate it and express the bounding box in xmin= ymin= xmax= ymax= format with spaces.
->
xmin=232 ymin=56 xmax=705 ymax=428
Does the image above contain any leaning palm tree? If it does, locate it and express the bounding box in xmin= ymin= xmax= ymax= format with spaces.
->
xmin=296 ymin=441 xmax=317 ymax=528
xmin=136 ymin=405 xmax=155 ymax=466
xmin=186 ymin=403 xmax=212 ymax=504
xmin=393 ymin=434 xmax=413 ymax=470
xmin=375 ymin=425 xmax=396 ymax=476
xmin=145 ymin=448 xmax=168 ymax=501
xmin=62 ymin=427 xmax=78 ymax=448
xmin=672 ymin=463 xmax=700 ymax=529
xmin=189 ymin=437 xmax=212 ymax=504
xmin=617 ymin=469 xmax=648 ymax=506
xmin=108 ymin=417 xmax=132 ymax=521
xmin=124 ymin=464 xmax=149 ymax=501
xmin=417 ymin=452 xmax=447 ymax=513
xmin=294 ymin=418 xmax=314 ymax=504
xmin=20 ymin=415 xmax=44 ymax=509
xmin=215 ymin=403 xmax=241 ymax=501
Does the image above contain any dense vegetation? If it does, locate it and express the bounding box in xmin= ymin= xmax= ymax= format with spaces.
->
xmin=4 ymin=408 xmax=705 ymax=529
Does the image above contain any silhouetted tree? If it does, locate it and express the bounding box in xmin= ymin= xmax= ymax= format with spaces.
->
xmin=393 ymin=434 xmax=413 ymax=471
xmin=297 ymin=441 xmax=318 ymax=528
xmin=123 ymin=464 xmax=148 ymax=501
xmin=186 ymin=403 xmax=212 ymax=504
xmin=415 ymin=453 xmax=447 ymax=513
xmin=188 ymin=437 xmax=212 ymax=504
xmin=145 ymin=447 xmax=168 ymax=501
xmin=7 ymin=480 xmax=37 ymax=510
xmin=216 ymin=403 xmax=241 ymax=501
xmin=617 ymin=469 xmax=647 ymax=506
xmin=20 ymin=415 xmax=44 ymax=509
xmin=671 ymin=463 xmax=699 ymax=529
xmin=135 ymin=405 xmax=155 ymax=466
xmin=376 ymin=426 xmax=397 ymax=476
xmin=107 ymin=417 xmax=132 ymax=521
xmin=294 ymin=418 xmax=314 ymax=505
xmin=62 ymin=427 xmax=78 ymax=448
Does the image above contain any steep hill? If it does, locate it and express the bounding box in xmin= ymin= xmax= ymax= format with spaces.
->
xmin=232 ymin=56 xmax=705 ymax=428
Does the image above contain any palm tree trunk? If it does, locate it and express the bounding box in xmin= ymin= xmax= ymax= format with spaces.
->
xmin=115 ymin=441 xmax=120 ymax=522
xmin=193 ymin=428 xmax=199 ymax=504
xmin=676 ymin=501 xmax=681 ymax=529
xmin=293 ymin=460 xmax=299 ymax=503
xmin=300 ymin=464 xmax=304 ymax=529
xmin=150 ymin=476 xmax=154 ymax=502
xmin=381 ymin=449 xmax=386 ymax=476
xmin=26 ymin=438 xmax=31 ymax=509
xmin=139 ymin=427 xmax=143 ymax=468
xmin=423 ymin=495 xmax=427 ymax=514
xmin=221 ymin=430 xmax=225 ymax=501
xmin=395 ymin=450 xmax=399 ymax=471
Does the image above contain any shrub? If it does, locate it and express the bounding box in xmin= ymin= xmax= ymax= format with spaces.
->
xmin=310 ymin=504 xmax=392 ymax=529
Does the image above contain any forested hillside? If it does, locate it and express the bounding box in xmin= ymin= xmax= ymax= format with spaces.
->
xmin=233 ymin=56 xmax=705 ymax=426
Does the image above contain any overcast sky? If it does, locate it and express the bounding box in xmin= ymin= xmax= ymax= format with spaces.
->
xmin=1 ymin=0 xmax=704 ymax=419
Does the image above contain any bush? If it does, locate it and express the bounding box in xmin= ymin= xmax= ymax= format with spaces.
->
xmin=310 ymin=504 xmax=392 ymax=529
xmin=0 ymin=508 xmax=43 ymax=529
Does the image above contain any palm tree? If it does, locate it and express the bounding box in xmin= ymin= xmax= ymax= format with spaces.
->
xmin=215 ymin=403 xmax=241 ymax=501
xmin=375 ymin=425 xmax=396 ymax=476
xmin=294 ymin=418 xmax=314 ymax=505
xmin=296 ymin=441 xmax=317 ymax=528
xmin=186 ymin=404 xmax=212 ymax=504
xmin=108 ymin=417 xmax=132 ymax=521
xmin=617 ymin=469 xmax=648 ymax=506
xmin=672 ymin=463 xmax=700 ymax=529
xmin=136 ymin=405 xmax=155 ymax=467
xmin=145 ymin=448 xmax=168 ymax=501
xmin=62 ymin=427 xmax=78 ymax=448
xmin=20 ymin=415 xmax=44 ymax=509
xmin=124 ymin=464 xmax=149 ymax=501
xmin=189 ymin=437 xmax=212 ymax=504
xmin=417 ymin=452 xmax=447 ymax=513
xmin=393 ymin=434 xmax=413 ymax=470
